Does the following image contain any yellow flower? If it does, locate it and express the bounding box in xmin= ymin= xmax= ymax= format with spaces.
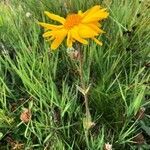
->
xmin=38 ymin=5 xmax=109 ymax=50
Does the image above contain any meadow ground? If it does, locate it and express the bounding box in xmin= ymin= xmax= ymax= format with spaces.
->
xmin=0 ymin=0 xmax=150 ymax=149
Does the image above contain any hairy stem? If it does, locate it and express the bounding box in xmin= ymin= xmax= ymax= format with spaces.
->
xmin=78 ymin=46 xmax=91 ymax=121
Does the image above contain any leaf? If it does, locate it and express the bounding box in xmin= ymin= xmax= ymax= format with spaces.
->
xmin=141 ymin=122 xmax=150 ymax=136
xmin=83 ymin=117 xmax=95 ymax=131
xmin=0 ymin=132 xmax=3 ymax=140
xmin=76 ymin=84 xmax=91 ymax=96
xmin=76 ymin=85 xmax=85 ymax=95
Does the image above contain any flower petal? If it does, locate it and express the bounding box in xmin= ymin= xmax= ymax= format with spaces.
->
xmin=87 ymin=23 xmax=105 ymax=33
xmin=67 ymin=31 xmax=73 ymax=47
xmin=70 ymin=27 xmax=88 ymax=45
xmin=82 ymin=9 xmax=109 ymax=23
xmin=51 ymin=29 xmax=68 ymax=49
xmin=78 ymin=10 xmax=83 ymax=15
xmin=44 ymin=11 xmax=65 ymax=24
xmin=38 ymin=22 xmax=63 ymax=30
xmin=43 ymin=31 xmax=53 ymax=38
xmin=82 ymin=5 xmax=101 ymax=18
xmin=45 ymin=36 xmax=55 ymax=42
xmin=78 ymin=24 xmax=98 ymax=38
xmin=93 ymin=37 xmax=103 ymax=46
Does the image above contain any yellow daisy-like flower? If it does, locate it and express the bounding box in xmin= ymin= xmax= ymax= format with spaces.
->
xmin=38 ymin=5 xmax=109 ymax=50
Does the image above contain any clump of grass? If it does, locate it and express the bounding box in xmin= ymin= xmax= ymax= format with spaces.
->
xmin=0 ymin=0 xmax=149 ymax=149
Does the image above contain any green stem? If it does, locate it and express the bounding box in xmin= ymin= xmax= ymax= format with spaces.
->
xmin=78 ymin=46 xmax=91 ymax=121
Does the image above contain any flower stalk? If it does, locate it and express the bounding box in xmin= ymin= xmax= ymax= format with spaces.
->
xmin=74 ymin=45 xmax=95 ymax=133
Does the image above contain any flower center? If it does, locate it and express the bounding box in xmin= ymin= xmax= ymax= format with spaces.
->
xmin=64 ymin=14 xmax=81 ymax=29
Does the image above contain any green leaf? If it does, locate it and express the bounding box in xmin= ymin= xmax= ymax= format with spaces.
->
xmin=0 ymin=132 xmax=3 ymax=140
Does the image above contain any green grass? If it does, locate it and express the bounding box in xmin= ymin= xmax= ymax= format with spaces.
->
xmin=0 ymin=0 xmax=150 ymax=149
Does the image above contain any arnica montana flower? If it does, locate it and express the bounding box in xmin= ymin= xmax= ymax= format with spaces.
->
xmin=38 ymin=5 xmax=109 ymax=50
